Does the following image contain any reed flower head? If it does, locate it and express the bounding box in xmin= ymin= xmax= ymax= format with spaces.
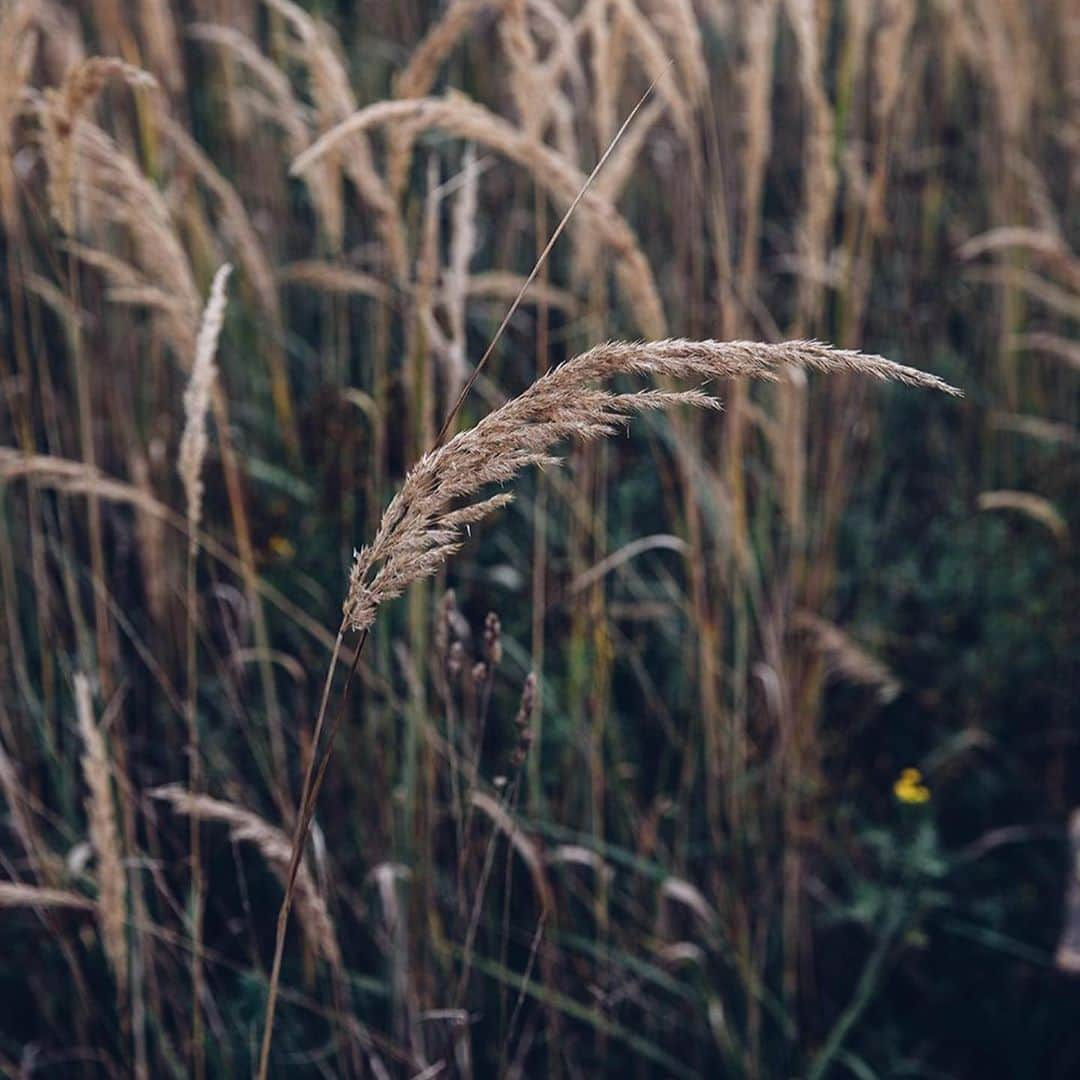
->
xmin=343 ymin=338 xmax=961 ymax=633
xmin=178 ymin=263 xmax=232 ymax=532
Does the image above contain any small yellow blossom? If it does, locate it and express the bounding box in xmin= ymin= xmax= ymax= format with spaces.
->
xmin=268 ymin=535 xmax=296 ymax=560
xmin=894 ymin=766 xmax=931 ymax=804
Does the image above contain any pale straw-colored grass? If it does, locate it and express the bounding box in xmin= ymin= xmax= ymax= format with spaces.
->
xmin=188 ymin=22 xmax=344 ymax=247
xmin=736 ymin=0 xmax=779 ymax=289
xmin=58 ymin=120 xmax=200 ymax=356
xmin=151 ymin=785 xmax=342 ymax=967
xmin=444 ymin=144 xmax=479 ymax=402
xmin=793 ymin=611 xmax=901 ymax=704
xmin=785 ymin=0 xmax=837 ymax=330
xmin=264 ymin=0 xmax=406 ymax=274
xmin=278 ymin=261 xmax=392 ymax=304
xmin=258 ymin=335 xmax=958 ymax=1073
xmin=158 ymin=118 xmax=280 ymax=329
xmin=0 ymin=882 xmax=95 ymax=911
xmin=389 ymin=0 xmax=496 ymax=195
xmin=344 ymin=339 xmax=960 ymax=635
xmin=39 ymin=57 xmax=157 ymax=234
xmin=74 ymin=672 xmax=128 ymax=1002
xmin=0 ymin=449 xmax=341 ymax=655
xmin=0 ymin=0 xmax=39 ymax=225
xmin=136 ymin=0 xmax=183 ymax=93
xmin=178 ymin=262 xmax=231 ymax=1080
xmin=977 ymin=490 xmax=1069 ymax=545
xmin=178 ymin=263 xmax=232 ymax=535
xmin=291 ymin=95 xmax=667 ymax=337
xmin=469 ymin=790 xmax=553 ymax=914
xmin=500 ymin=0 xmax=542 ymax=133
xmin=0 ymin=737 xmax=62 ymax=884
xmin=465 ymin=271 xmax=580 ymax=315
xmin=611 ymin=0 xmax=692 ymax=139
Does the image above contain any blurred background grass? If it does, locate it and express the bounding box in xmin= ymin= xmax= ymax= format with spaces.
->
xmin=0 ymin=0 xmax=1077 ymax=1076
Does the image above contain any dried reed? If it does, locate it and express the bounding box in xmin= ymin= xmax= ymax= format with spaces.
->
xmin=74 ymin=673 xmax=128 ymax=1002
xmin=736 ymin=0 xmax=779 ymax=289
xmin=466 ymin=790 xmax=552 ymax=930
xmin=444 ymin=144 xmax=479 ymax=404
xmin=58 ymin=120 xmax=200 ymax=354
xmin=0 ymin=737 xmax=61 ymax=885
xmin=291 ymin=95 xmax=668 ymax=337
xmin=0 ymin=0 xmax=38 ymax=226
xmin=500 ymin=0 xmax=542 ymax=134
xmin=44 ymin=101 xmax=293 ymax=813
xmin=179 ymin=264 xmax=232 ymax=536
xmin=264 ymin=0 xmax=406 ymax=275
xmin=178 ymin=262 xmax=231 ymax=1080
xmin=344 ymin=340 xmax=959 ymax=634
xmin=793 ymin=611 xmax=901 ymax=703
xmin=40 ymin=57 xmax=157 ymax=234
xmin=278 ymin=261 xmax=392 ymax=304
xmin=466 ymin=271 xmax=580 ymax=315
xmin=389 ymin=0 xmax=497 ymax=197
xmin=786 ymin=0 xmax=837 ymax=330
xmin=647 ymin=0 xmax=707 ymax=106
xmin=0 ymin=882 xmax=95 ymax=911
xmin=136 ymin=0 xmax=183 ymax=93
xmin=188 ymin=22 xmax=343 ymax=250
xmin=612 ymin=0 xmax=692 ymax=139
xmin=978 ymin=490 xmax=1069 ymax=545
xmin=152 ymin=786 xmax=341 ymax=967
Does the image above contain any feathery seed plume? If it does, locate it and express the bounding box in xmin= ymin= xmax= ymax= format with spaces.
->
xmin=178 ymin=264 xmax=232 ymax=532
xmin=343 ymin=339 xmax=961 ymax=633
xmin=152 ymin=785 xmax=341 ymax=966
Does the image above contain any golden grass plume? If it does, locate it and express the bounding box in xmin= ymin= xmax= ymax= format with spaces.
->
xmin=152 ymin=785 xmax=341 ymax=967
xmin=74 ymin=673 xmax=128 ymax=1001
xmin=178 ymin=263 xmax=232 ymax=534
xmin=978 ymin=490 xmax=1069 ymax=545
xmin=41 ymin=56 xmax=157 ymax=234
xmin=344 ymin=339 xmax=961 ymax=633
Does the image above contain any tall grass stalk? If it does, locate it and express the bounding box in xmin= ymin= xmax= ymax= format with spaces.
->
xmin=177 ymin=262 xmax=231 ymax=1080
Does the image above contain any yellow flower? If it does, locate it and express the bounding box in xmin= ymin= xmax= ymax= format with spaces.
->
xmin=894 ymin=766 xmax=931 ymax=804
xmin=268 ymin=535 xmax=296 ymax=560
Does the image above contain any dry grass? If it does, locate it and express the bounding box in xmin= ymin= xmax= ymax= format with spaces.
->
xmin=277 ymin=260 xmax=393 ymax=303
xmin=345 ymin=339 xmax=958 ymax=634
xmin=178 ymin=261 xmax=231 ymax=1080
xmin=291 ymin=95 xmax=668 ymax=338
xmin=40 ymin=57 xmax=158 ymax=234
xmin=152 ymin=785 xmax=342 ymax=967
xmin=1 ymin=1 xmax=1072 ymax=1076
xmin=179 ymin=263 xmax=232 ymax=535
xmin=977 ymin=490 xmax=1070 ymax=545
xmin=0 ymin=882 xmax=95 ymax=911
xmin=792 ymin=611 xmax=901 ymax=704
xmin=74 ymin=673 xmax=128 ymax=1003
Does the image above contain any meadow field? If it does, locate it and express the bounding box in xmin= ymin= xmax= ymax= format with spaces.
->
xmin=0 ymin=0 xmax=1076 ymax=1076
